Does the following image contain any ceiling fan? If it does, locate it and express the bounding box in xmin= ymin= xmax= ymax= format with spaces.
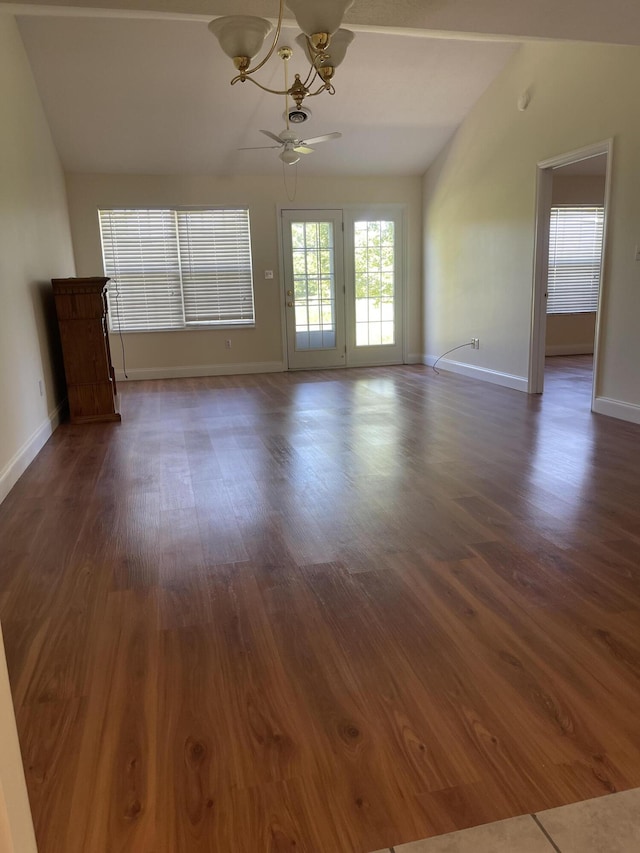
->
xmin=239 ymin=128 xmax=342 ymax=165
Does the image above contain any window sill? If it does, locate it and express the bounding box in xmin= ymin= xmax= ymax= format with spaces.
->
xmin=109 ymin=324 xmax=256 ymax=335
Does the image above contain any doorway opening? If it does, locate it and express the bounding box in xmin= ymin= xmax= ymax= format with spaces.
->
xmin=529 ymin=140 xmax=612 ymax=410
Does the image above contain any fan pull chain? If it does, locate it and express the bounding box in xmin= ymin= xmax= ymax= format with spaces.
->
xmin=284 ymin=52 xmax=290 ymax=130
xmin=282 ymin=159 xmax=298 ymax=202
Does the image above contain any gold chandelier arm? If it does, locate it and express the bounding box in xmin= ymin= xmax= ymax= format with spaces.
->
xmin=302 ymin=64 xmax=319 ymax=89
xmin=243 ymin=0 xmax=285 ymax=77
xmin=300 ymin=38 xmax=318 ymax=88
xmin=307 ymin=82 xmax=335 ymax=97
xmin=230 ymin=74 xmax=290 ymax=97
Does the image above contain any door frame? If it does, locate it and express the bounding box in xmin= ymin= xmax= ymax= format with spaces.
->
xmin=277 ymin=203 xmax=408 ymax=369
xmin=528 ymin=138 xmax=613 ymax=409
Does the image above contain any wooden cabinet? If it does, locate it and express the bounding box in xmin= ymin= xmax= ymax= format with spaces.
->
xmin=52 ymin=276 xmax=121 ymax=424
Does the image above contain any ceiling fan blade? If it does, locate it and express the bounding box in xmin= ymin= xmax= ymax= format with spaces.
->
xmin=293 ymin=145 xmax=314 ymax=154
xmin=260 ymin=129 xmax=284 ymax=144
xmin=301 ymin=132 xmax=342 ymax=145
xmin=238 ymin=145 xmax=281 ymax=150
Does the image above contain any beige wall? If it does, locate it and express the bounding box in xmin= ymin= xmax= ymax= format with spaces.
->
xmin=551 ymin=173 xmax=605 ymax=206
xmin=0 ymin=13 xmax=76 ymax=501
xmin=66 ymin=174 xmax=423 ymax=377
xmin=546 ymin=172 xmax=605 ymax=355
xmin=423 ymin=40 xmax=640 ymax=414
xmin=0 ymin=12 xmax=77 ymax=849
xmin=0 ymin=622 xmax=37 ymax=853
xmin=546 ymin=313 xmax=596 ymax=355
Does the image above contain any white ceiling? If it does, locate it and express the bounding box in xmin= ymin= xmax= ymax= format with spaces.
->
xmin=8 ymin=0 xmax=640 ymax=47
xmin=17 ymin=14 xmax=518 ymax=176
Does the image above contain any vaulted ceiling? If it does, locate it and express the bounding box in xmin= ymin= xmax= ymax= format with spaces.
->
xmin=8 ymin=0 xmax=637 ymax=177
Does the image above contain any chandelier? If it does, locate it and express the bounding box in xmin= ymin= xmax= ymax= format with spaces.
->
xmin=209 ymin=0 xmax=355 ymax=110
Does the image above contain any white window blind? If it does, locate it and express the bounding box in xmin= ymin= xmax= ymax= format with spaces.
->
xmin=547 ymin=206 xmax=604 ymax=314
xmin=99 ymin=208 xmax=255 ymax=332
xmin=177 ymin=209 xmax=254 ymax=325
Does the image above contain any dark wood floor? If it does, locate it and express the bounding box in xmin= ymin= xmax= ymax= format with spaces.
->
xmin=2 ymin=357 xmax=640 ymax=852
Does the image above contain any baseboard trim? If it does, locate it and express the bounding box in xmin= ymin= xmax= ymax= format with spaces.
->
xmin=116 ymin=361 xmax=285 ymax=381
xmin=0 ymin=401 xmax=65 ymax=506
xmin=592 ymin=395 xmax=640 ymax=425
xmin=423 ymin=355 xmax=528 ymax=393
xmin=545 ymin=344 xmax=594 ymax=356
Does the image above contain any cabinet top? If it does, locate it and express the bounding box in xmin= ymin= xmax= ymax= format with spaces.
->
xmin=52 ymin=276 xmax=110 ymax=295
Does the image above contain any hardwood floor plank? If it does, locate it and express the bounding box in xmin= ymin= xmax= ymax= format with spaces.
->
xmin=65 ymin=590 xmax=159 ymax=853
xmin=16 ymin=697 xmax=86 ymax=853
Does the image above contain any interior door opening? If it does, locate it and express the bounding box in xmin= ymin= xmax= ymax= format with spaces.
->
xmin=529 ymin=142 xmax=612 ymax=411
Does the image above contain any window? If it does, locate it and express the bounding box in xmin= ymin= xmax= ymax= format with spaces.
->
xmin=99 ymin=208 xmax=255 ymax=332
xmin=547 ymin=206 xmax=604 ymax=314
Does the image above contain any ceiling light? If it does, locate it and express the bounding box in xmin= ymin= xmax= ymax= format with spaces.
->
xmin=279 ymin=147 xmax=301 ymax=165
xmin=208 ymin=0 xmax=355 ymax=111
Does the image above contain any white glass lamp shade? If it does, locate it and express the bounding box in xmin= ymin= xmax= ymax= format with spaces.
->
xmin=280 ymin=148 xmax=300 ymax=165
xmin=296 ymin=28 xmax=354 ymax=68
xmin=208 ymin=16 xmax=273 ymax=60
xmin=285 ymin=0 xmax=354 ymax=37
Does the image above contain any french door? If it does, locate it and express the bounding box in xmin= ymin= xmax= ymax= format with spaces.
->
xmin=282 ymin=208 xmax=404 ymax=369
xmin=281 ymin=210 xmax=346 ymax=369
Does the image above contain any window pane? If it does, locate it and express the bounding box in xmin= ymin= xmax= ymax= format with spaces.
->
xmin=353 ymin=219 xmax=395 ymax=347
xmin=547 ymin=206 xmax=604 ymax=314
xmin=290 ymin=221 xmax=336 ymax=351
xmin=177 ymin=209 xmax=254 ymax=325
xmin=99 ymin=209 xmax=184 ymax=332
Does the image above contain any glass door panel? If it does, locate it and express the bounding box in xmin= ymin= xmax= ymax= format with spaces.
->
xmin=354 ymin=219 xmax=396 ymax=347
xmin=282 ymin=210 xmax=346 ymax=370
xmin=346 ymin=210 xmax=404 ymax=366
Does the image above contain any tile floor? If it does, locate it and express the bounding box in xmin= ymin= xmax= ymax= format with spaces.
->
xmin=369 ymin=787 xmax=640 ymax=852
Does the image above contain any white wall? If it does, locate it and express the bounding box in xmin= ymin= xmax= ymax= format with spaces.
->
xmin=0 ymin=12 xmax=76 ymax=503
xmin=66 ymin=173 xmax=423 ymax=378
xmin=423 ymin=40 xmax=640 ymax=418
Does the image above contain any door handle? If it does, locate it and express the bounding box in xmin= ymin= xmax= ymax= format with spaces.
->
xmin=287 ymin=301 xmax=293 ymax=307
xmin=287 ymin=290 xmax=293 ymax=296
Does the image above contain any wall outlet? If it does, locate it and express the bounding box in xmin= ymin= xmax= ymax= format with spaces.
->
xmin=38 ymin=379 xmax=44 ymax=396
xmin=474 ymin=338 xmax=480 ymax=349
xmin=264 ymin=269 xmax=274 ymax=279
xmin=225 ymin=339 xmax=232 ymax=349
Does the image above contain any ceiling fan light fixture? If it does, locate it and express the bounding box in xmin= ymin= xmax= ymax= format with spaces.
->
xmin=285 ymin=0 xmax=354 ymax=41
xmin=208 ymin=16 xmax=273 ymax=67
xmin=280 ymin=148 xmax=301 ymax=165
